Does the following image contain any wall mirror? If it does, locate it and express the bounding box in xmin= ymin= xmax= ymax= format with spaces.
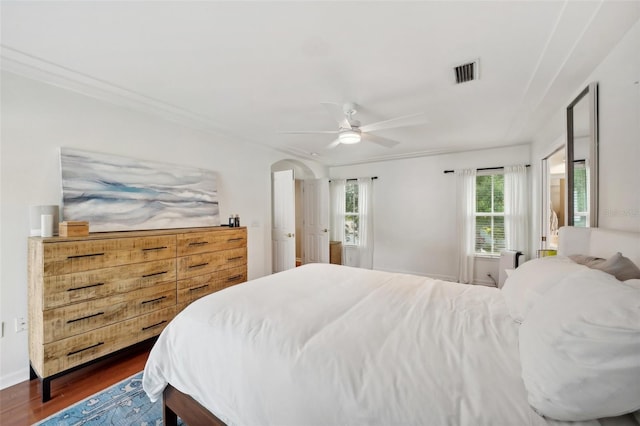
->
xmin=566 ymin=82 xmax=598 ymax=227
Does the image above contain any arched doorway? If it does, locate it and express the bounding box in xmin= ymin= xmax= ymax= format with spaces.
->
xmin=271 ymin=160 xmax=329 ymax=272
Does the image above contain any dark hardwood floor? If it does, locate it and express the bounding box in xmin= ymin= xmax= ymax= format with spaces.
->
xmin=0 ymin=340 xmax=153 ymax=426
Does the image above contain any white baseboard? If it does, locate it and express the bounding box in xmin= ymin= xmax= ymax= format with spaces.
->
xmin=0 ymin=368 xmax=28 ymax=390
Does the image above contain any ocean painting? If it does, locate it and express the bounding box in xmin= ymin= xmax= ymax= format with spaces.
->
xmin=60 ymin=148 xmax=220 ymax=232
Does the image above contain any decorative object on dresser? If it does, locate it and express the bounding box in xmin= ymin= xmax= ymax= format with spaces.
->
xmin=58 ymin=221 xmax=89 ymax=237
xmin=29 ymin=205 xmax=60 ymax=237
xmin=59 ymin=148 xmax=221 ymax=232
xmin=28 ymin=226 xmax=247 ymax=402
xmin=40 ymin=214 xmax=54 ymax=238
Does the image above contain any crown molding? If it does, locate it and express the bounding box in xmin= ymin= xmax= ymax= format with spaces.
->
xmin=0 ymin=45 xmax=242 ymax=139
xmin=0 ymin=45 xmax=329 ymax=168
xmin=0 ymin=45 xmax=532 ymax=170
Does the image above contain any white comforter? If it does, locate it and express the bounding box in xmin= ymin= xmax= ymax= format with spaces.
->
xmin=142 ymin=264 xmax=600 ymax=426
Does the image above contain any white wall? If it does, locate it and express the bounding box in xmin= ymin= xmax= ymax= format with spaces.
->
xmin=530 ymin=20 xmax=640 ymax=251
xmin=330 ymin=144 xmax=530 ymax=284
xmin=0 ymin=71 xmax=324 ymax=388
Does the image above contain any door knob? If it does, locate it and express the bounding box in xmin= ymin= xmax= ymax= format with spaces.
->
xmin=287 ymin=233 xmax=295 ymax=238
xmin=323 ymin=229 xmax=328 ymax=233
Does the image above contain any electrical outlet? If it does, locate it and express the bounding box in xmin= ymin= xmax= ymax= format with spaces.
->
xmin=15 ymin=317 xmax=27 ymax=333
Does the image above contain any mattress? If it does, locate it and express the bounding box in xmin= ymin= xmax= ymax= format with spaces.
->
xmin=143 ymin=263 xmax=637 ymax=426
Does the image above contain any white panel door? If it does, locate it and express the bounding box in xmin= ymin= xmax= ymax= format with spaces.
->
xmin=272 ymin=170 xmax=296 ymax=272
xmin=303 ymin=178 xmax=330 ymax=264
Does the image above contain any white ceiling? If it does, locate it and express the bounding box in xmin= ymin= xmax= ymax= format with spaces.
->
xmin=2 ymin=1 xmax=639 ymax=166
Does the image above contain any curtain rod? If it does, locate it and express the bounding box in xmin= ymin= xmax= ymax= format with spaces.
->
xmin=443 ymin=165 xmax=530 ymax=174
xmin=329 ymin=176 xmax=378 ymax=182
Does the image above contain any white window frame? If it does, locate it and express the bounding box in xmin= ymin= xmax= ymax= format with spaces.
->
xmin=572 ymin=163 xmax=590 ymax=227
xmin=474 ymin=172 xmax=505 ymax=256
xmin=343 ymin=181 xmax=360 ymax=246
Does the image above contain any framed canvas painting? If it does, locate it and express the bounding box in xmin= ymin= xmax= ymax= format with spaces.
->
xmin=60 ymin=148 xmax=220 ymax=232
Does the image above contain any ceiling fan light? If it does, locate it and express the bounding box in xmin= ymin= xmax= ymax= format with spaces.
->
xmin=339 ymin=130 xmax=361 ymax=144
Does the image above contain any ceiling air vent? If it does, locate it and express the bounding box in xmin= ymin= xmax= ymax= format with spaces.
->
xmin=454 ymin=60 xmax=479 ymax=84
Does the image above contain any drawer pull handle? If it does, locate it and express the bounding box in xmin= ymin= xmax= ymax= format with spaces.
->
xmin=142 ymin=246 xmax=168 ymax=252
xmin=188 ymin=241 xmax=209 ymax=247
xmin=226 ymin=275 xmax=243 ymax=282
xmin=67 ymin=312 xmax=104 ymax=324
xmin=188 ymin=262 xmax=209 ymax=269
xmin=142 ymin=271 xmax=168 ymax=278
xmin=67 ymin=252 xmax=105 ymax=260
xmin=141 ymin=296 xmax=167 ymax=305
xmin=142 ymin=320 xmax=167 ymax=331
xmin=227 ymin=256 xmax=244 ymax=261
xmin=67 ymin=342 xmax=104 ymax=356
xmin=227 ymin=238 xmax=243 ymax=242
xmin=189 ymin=284 xmax=209 ymax=292
xmin=67 ymin=282 xmax=105 ymax=292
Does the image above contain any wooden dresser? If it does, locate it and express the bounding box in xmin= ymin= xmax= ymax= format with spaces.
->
xmin=28 ymin=226 xmax=247 ymax=401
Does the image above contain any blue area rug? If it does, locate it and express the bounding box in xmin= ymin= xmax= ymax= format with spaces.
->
xmin=34 ymin=372 xmax=183 ymax=426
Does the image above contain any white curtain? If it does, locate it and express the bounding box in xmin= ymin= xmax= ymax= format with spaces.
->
xmin=330 ymin=179 xmax=346 ymax=262
xmin=456 ymin=169 xmax=476 ymax=284
xmin=504 ymin=165 xmax=529 ymax=253
xmin=355 ymin=178 xmax=374 ymax=269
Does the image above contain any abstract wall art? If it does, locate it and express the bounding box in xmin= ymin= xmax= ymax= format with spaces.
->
xmin=60 ymin=148 xmax=220 ymax=232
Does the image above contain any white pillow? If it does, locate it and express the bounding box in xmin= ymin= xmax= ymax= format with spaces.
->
xmin=519 ymin=268 xmax=640 ymax=421
xmin=501 ymin=256 xmax=587 ymax=323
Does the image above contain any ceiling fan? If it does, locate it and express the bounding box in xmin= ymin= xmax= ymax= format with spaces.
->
xmin=279 ymin=102 xmax=427 ymax=149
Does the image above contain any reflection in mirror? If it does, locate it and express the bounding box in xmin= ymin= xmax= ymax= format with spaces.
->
xmin=542 ymin=147 xmax=566 ymax=249
xmin=567 ymin=82 xmax=598 ymax=227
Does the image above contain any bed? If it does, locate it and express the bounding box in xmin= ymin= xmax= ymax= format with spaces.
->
xmin=143 ymin=226 xmax=640 ymax=426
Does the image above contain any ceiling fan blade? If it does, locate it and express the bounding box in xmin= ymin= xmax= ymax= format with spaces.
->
xmin=278 ymin=130 xmax=338 ymax=134
xmin=320 ymin=102 xmax=351 ymax=129
xmin=363 ymin=133 xmax=401 ymax=148
xmin=326 ymin=138 xmax=341 ymax=149
xmin=360 ymin=112 xmax=427 ymax=133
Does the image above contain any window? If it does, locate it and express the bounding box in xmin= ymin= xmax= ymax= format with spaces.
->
xmin=331 ymin=178 xmax=374 ymax=268
xmin=573 ymin=163 xmax=589 ymax=227
xmin=475 ymin=173 xmax=505 ymax=255
xmin=344 ymin=182 xmax=360 ymax=245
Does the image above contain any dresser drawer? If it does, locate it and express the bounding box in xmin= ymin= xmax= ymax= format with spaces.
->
xmin=43 ymin=235 xmax=176 ymax=275
xmin=42 ymin=258 xmax=176 ymax=309
xmin=42 ymin=306 xmax=175 ymax=377
xmin=177 ymin=265 xmax=246 ymax=305
xmin=177 ymin=229 xmax=246 ymax=256
xmin=177 ymin=247 xmax=246 ymax=279
xmin=42 ymin=282 xmax=176 ymax=343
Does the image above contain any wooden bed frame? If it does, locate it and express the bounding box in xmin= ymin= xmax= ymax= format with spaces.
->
xmin=163 ymin=384 xmax=226 ymax=426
